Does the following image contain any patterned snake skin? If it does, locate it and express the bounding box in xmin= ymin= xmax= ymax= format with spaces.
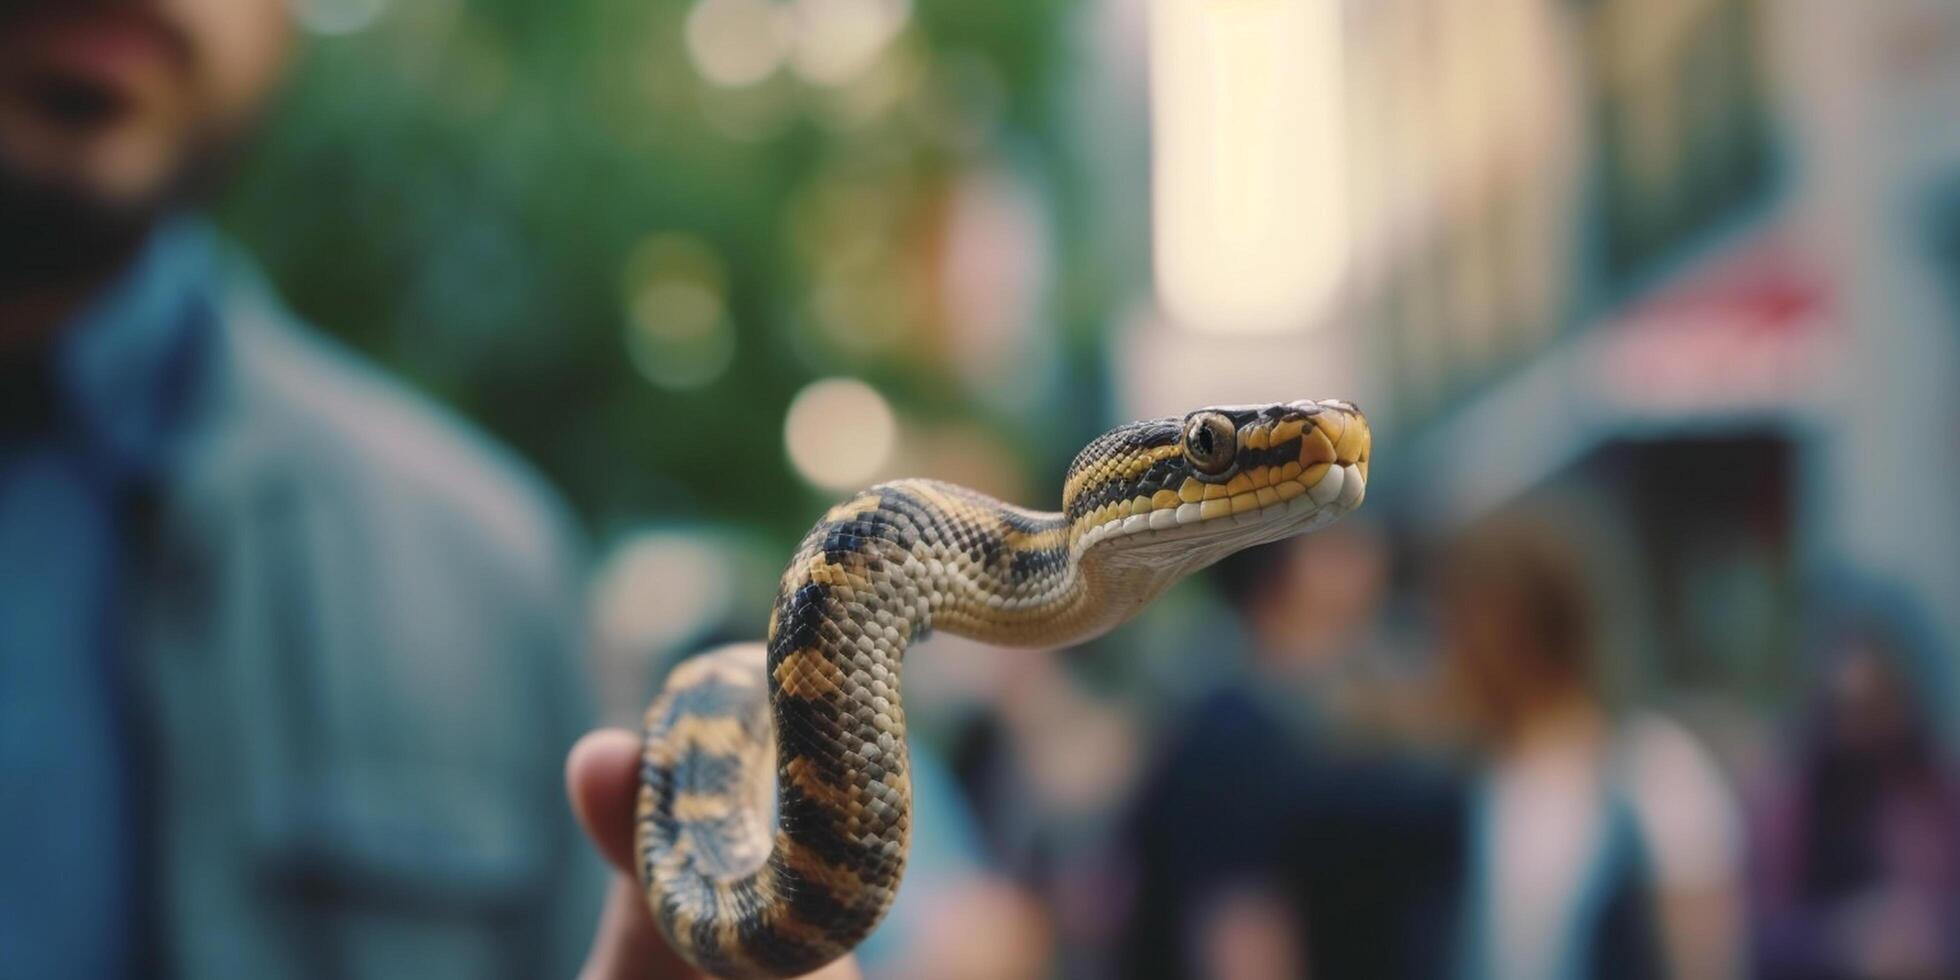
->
xmin=636 ymin=399 xmax=1372 ymax=978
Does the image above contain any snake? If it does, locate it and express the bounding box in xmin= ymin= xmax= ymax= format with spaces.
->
xmin=635 ymin=398 xmax=1371 ymax=978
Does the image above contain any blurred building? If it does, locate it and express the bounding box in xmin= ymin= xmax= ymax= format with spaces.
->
xmin=1368 ymin=0 xmax=1960 ymax=714
xmin=1104 ymin=0 xmax=1960 ymax=718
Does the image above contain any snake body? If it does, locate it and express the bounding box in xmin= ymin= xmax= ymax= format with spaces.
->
xmin=636 ymin=399 xmax=1372 ymax=977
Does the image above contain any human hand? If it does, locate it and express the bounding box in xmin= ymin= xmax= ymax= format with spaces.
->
xmin=567 ymin=729 xmax=862 ymax=980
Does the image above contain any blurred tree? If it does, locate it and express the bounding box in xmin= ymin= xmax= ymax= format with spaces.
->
xmin=219 ymin=0 xmax=1106 ymax=546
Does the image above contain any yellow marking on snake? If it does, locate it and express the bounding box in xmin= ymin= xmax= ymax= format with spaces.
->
xmin=783 ymin=754 xmax=852 ymax=810
xmin=772 ymin=648 xmax=846 ymax=700
xmin=672 ymin=792 xmax=737 ymax=822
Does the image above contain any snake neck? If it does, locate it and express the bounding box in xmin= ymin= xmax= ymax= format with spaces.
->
xmin=776 ymin=479 xmax=1167 ymax=648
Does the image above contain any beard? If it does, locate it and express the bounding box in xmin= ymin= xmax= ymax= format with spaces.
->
xmin=0 ymin=114 xmax=244 ymax=295
xmin=0 ymin=154 xmax=152 ymax=289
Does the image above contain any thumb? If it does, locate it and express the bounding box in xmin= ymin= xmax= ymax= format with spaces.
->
xmin=568 ymin=729 xmax=704 ymax=978
xmin=567 ymin=728 xmax=643 ymax=875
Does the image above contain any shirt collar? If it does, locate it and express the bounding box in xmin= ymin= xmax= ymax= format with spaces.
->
xmin=48 ymin=216 xmax=220 ymax=480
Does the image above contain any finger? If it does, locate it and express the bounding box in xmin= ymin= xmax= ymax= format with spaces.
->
xmin=567 ymin=727 xmax=643 ymax=874
xmin=580 ymin=873 xmax=704 ymax=980
xmin=805 ymin=956 xmax=864 ymax=979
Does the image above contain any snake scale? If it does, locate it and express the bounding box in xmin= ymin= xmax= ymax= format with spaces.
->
xmin=636 ymin=399 xmax=1372 ymax=977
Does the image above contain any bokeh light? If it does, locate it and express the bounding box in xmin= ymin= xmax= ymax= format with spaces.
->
xmin=590 ymin=530 xmax=739 ymax=663
xmin=783 ymin=377 xmax=898 ymax=491
xmin=685 ymin=0 xmax=793 ymax=88
xmin=621 ymin=233 xmax=737 ymax=391
xmin=788 ymin=0 xmax=912 ymax=87
xmin=1151 ymin=0 xmax=1347 ymax=335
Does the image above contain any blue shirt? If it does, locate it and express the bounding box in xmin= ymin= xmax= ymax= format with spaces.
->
xmin=0 ymin=220 xmax=217 ymax=979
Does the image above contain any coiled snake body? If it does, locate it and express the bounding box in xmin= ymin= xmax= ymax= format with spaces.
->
xmin=637 ymin=400 xmax=1372 ymax=977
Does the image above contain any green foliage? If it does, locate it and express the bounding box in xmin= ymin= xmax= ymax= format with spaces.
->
xmin=218 ymin=0 xmax=1102 ymax=546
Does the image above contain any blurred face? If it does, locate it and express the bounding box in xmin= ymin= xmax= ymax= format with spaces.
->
xmin=1824 ymin=644 xmax=1914 ymax=759
xmin=1441 ymin=588 xmax=1528 ymax=729
xmin=1439 ymin=581 xmax=1574 ymax=741
xmin=0 ymin=0 xmax=291 ymax=254
xmin=1248 ymin=526 xmax=1387 ymax=672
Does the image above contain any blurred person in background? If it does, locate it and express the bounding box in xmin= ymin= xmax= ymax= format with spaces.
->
xmin=0 ymin=2 xmax=629 ymax=976
xmin=1750 ymin=596 xmax=1960 ymax=980
xmin=1117 ymin=524 xmax=1462 ymax=979
xmin=852 ymin=739 xmax=1053 ymax=980
xmin=1437 ymin=510 xmax=1744 ymax=980
xmin=944 ymin=643 xmax=1139 ymax=976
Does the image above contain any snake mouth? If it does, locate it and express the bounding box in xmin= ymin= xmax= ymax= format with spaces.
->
xmin=1074 ymin=401 xmax=1370 ymax=555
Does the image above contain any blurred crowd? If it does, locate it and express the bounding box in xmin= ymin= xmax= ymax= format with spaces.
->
xmin=801 ymin=508 xmax=1960 ymax=980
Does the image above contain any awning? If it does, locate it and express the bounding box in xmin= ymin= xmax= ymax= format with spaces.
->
xmin=1410 ymin=228 xmax=1836 ymax=526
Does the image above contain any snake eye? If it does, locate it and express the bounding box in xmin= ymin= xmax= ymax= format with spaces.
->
xmin=1182 ymin=412 xmax=1237 ymax=475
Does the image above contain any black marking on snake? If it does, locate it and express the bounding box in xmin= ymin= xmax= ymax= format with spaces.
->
xmin=870 ymin=490 xmax=949 ymax=556
xmin=641 ymin=758 xmax=673 ymax=801
xmin=996 ymin=508 xmax=1051 ymax=536
xmin=1237 ymin=436 xmax=1305 ymax=473
xmin=1142 ymin=456 xmax=1181 ymax=492
xmin=1066 ymin=478 xmax=1120 ymax=522
xmin=1011 ymin=545 xmax=1067 ymax=579
xmin=771 ymin=779 xmax=861 ymax=870
xmin=1064 ymin=435 xmax=1311 ymax=522
xmin=643 ymin=762 xmax=678 ymax=834
xmin=1064 ymin=443 xmax=1201 ymax=520
xmin=772 ymin=583 xmax=833 ymax=659
xmin=699 ymin=950 xmax=748 ymax=980
xmin=735 ymin=899 xmax=801 ymax=971
xmin=748 ymin=929 xmax=821 ymax=978
xmin=780 ymin=863 xmax=860 ymax=935
xmin=822 ymin=504 xmax=918 ymax=564
xmin=769 ymin=677 xmax=851 ymax=772
xmin=691 ymin=917 xmax=731 ymax=971
xmin=1064 ymin=418 xmax=1179 ymax=492
xmin=971 ymin=529 xmax=1003 ymax=569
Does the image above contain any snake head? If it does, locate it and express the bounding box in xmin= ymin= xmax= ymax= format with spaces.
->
xmin=1062 ymin=399 xmax=1370 ymax=571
